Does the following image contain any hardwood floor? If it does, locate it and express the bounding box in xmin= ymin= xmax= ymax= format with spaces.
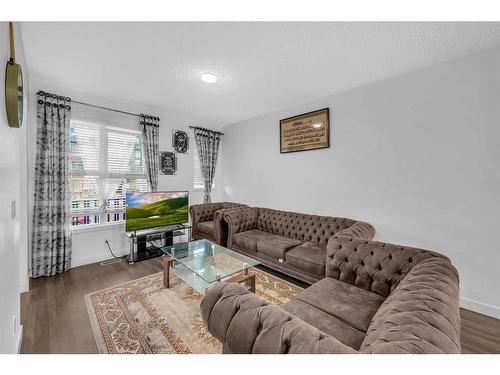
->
xmin=20 ymin=257 xmax=500 ymax=354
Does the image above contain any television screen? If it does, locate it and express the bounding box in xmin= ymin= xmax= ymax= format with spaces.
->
xmin=125 ymin=191 xmax=189 ymax=232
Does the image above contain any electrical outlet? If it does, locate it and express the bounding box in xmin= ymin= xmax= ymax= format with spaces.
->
xmin=11 ymin=200 xmax=16 ymax=219
xmin=12 ymin=315 xmax=17 ymax=337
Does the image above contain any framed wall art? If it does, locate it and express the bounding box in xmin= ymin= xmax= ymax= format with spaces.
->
xmin=172 ymin=129 xmax=189 ymax=154
xmin=280 ymin=108 xmax=330 ymax=153
xmin=160 ymin=151 xmax=177 ymax=175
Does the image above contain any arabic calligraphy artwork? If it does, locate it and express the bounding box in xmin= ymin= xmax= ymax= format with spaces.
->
xmin=160 ymin=152 xmax=177 ymax=175
xmin=172 ymin=129 xmax=189 ymax=154
xmin=280 ymin=108 xmax=330 ymax=153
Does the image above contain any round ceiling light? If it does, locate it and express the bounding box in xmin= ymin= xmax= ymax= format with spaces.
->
xmin=201 ymin=73 xmax=217 ymax=84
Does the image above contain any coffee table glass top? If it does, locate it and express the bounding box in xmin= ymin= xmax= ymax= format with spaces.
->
xmin=161 ymin=239 xmax=260 ymax=283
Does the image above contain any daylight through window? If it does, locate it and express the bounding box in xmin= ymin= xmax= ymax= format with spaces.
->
xmin=69 ymin=120 xmax=148 ymax=227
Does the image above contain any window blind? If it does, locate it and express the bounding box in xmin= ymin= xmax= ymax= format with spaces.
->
xmin=71 ymin=121 xmax=100 ymax=172
xmin=107 ymin=129 xmax=144 ymax=175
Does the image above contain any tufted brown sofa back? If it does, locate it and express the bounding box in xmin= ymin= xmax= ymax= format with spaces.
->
xmin=221 ymin=202 xmax=246 ymax=210
xmin=326 ymin=236 xmax=445 ymax=297
xmin=256 ymin=208 xmax=356 ymax=245
xmin=189 ymin=202 xmax=223 ymax=225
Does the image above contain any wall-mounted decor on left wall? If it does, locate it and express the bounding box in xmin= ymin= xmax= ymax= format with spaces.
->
xmin=160 ymin=151 xmax=177 ymax=175
xmin=5 ymin=22 xmax=24 ymax=128
xmin=173 ymin=129 xmax=189 ymax=153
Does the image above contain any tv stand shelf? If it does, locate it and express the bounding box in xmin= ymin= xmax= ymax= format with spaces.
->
xmin=125 ymin=223 xmax=192 ymax=264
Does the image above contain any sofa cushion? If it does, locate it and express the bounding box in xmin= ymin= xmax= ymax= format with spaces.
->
xmin=285 ymin=242 xmax=326 ymax=278
xmin=232 ymin=230 xmax=271 ymax=252
xmin=256 ymin=235 xmax=303 ymax=259
xmin=294 ymin=277 xmax=385 ymax=332
xmin=283 ymin=298 xmax=366 ymax=350
xmin=197 ymin=221 xmax=214 ymax=236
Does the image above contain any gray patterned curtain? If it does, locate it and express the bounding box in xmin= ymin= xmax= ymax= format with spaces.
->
xmin=140 ymin=115 xmax=160 ymax=192
xmin=192 ymin=126 xmax=223 ymax=203
xmin=31 ymin=91 xmax=72 ymax=277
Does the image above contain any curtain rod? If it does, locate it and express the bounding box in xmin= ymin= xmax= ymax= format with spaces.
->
xmin=37 ymin=90 xmax=159 ymax=120
xmin=189 ymin=125 xmax=224 ymax=136
xmin=72 ymin=99 xmax=141 ymax=118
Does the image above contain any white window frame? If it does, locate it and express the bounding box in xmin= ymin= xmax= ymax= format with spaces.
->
xmin=69 ymin=120 xmax=148 ymax=230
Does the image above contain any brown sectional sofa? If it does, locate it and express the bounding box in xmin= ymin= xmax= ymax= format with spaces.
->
xmin=223 ymin=207 xmax=375 ymax=284
xmin=189 ymin=202 xmax=247 ymax=245
xmin=201 ymin=235 xmax=461 ymax=354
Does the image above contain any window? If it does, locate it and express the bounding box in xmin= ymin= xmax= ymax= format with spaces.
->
xmin=69 ymin=120 xmax=148 ymax=228
xmin=193 ymin=141 xmax=215 ymax=189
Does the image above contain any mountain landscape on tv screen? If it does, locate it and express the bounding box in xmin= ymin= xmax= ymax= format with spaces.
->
xmin=126 ymin=193 xmax=188 ymax=231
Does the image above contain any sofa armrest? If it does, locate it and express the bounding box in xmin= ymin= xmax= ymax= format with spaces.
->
xmin=224 ymin=207 xmax=258 ymax=248
xmin=360 ymin=256 xmax=460 ymax=353
xmin=213 ymin=207 xmax=248 ymax=246
xmin=189 ymin=203 xmax=222 ymax=231
xmin=335 ymin=221 xmax=375 ymax=240
xmin=201 ymin=282 xmax=358 ymax=354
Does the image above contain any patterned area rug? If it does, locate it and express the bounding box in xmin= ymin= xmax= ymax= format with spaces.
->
xmin=85 ymin=268 xmax=303 ymax=354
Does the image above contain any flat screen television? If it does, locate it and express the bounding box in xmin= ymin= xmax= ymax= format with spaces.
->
xmin=125 ymin=191 xmax=189 ymax=232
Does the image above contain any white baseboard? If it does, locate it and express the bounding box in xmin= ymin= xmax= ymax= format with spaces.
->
xmin=460 ymin=297 xmax=500 ymax=319
xmin=16 ymin=324 xmax=23 ymax=354
xmin=20 ymin=278 xmax=29 ymax=294
xmin=71 ymin=250 xmax=129 ymax=268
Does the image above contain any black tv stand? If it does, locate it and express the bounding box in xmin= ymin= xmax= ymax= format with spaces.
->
xmin=125 ymin=224 xmax=192 ymax=264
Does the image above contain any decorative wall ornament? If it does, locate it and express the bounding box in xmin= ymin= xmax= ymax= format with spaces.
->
xmin=5 ymin=22 xmax=24 ymax=128
xmin=160 ymin=151 xmax=177 ymax=175
xmin=172 ymin=129 xmax=189 ymax=153
xmin=280 ymin=108 xmax=330 ymax=153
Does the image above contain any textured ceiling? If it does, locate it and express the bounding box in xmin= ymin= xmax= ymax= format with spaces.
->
xmin=21 ymin=22 xmax=500 ymax=126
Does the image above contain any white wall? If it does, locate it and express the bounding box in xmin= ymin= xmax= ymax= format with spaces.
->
xmin=27 ymin=77 xmax=222 ymax=269
xmin=222 ymin=47 xmax=500 ymax=318
xmin=0 ymin=22 xmax=29 ymax=353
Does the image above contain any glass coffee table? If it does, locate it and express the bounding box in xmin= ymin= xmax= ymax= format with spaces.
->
xmin=161 ymin=239 xmax=261 ymax=295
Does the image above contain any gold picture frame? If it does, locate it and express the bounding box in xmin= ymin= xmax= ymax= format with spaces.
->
xmin=280 ymin=108 xmax=329 ymax=153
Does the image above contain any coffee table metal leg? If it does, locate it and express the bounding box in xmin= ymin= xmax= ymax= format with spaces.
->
xmin=163 ymin=257 xmax=174 ymax=288
xmin=249 ymin=273 xmax=256 ymax=293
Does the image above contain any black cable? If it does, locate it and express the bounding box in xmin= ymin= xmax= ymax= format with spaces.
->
xmin=105 ymin=240 xmax=122 ymax=259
